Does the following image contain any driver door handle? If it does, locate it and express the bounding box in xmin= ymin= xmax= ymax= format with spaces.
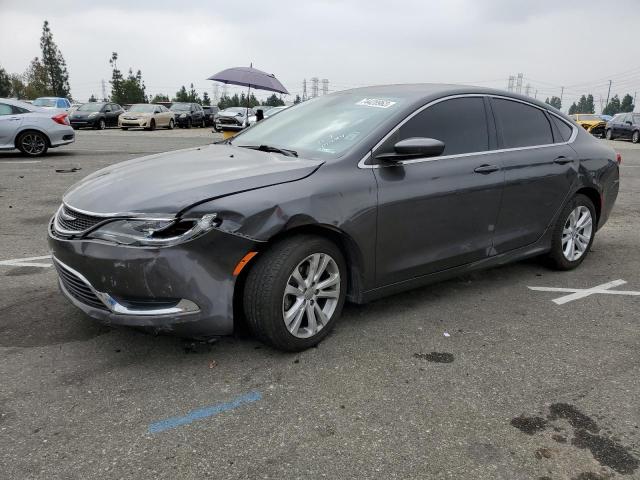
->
xmin=553 ymin=156 xmax=574 ymax=164
xmin=474 ymin=164 xmax=500 ymax=174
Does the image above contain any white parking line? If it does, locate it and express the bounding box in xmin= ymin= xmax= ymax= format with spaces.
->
xmin=528 ymin=279 xmax=640 ymax=304
xmin=0 ymin=255 xmax=52 ymax=268
xmin=0 ymin=160 xmax=42 ymax=164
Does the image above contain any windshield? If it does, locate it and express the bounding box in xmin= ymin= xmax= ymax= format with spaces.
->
xmin=33 ymin=98 xmax=57 ymax=107
xmin=170 ymin=103 xmax=191 ymax=111
xmin=78 ymin=103 xmax=105 ymax=112
xmin=223 ymin=107 xmax=248 ymax=114
xmin=577 ymin=114 xmax=600 ymax=121
xmin=129 ymin=104 xmax=155 ymax=113
xmin=230 ymin=93 xmax=405 ymax=160
xmin=634 ymin=115 xmax=640 ymax=124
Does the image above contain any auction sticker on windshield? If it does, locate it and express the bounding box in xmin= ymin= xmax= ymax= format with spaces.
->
xmin=356 ymin=98 xmax=397 ymax=108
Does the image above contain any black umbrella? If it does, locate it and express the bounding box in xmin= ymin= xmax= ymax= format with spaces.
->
xmin=207 ymin=65 xmax=288 ymax=120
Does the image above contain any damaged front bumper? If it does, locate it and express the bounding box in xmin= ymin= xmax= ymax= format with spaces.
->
xmin=48 ymin=221 xmax=261 ymax=337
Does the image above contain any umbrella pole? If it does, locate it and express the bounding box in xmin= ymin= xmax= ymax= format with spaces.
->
xmin=246 ymin=84 xmax=251 ymax=127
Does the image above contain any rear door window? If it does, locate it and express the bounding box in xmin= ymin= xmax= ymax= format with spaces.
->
xmin=384 ymin=97 xmax=489 ymax=156
xmin=0 ymin=103 xmax=13 ymax=115
xmin=492 ymin=98 xmax=553 ymax=148
xmin=550 ymin=115 xmax=574 ymax=142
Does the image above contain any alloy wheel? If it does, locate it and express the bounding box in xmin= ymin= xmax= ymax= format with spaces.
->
xmin=282 ymin=253 xmax=340 ymax=338
xmin=633 ymin=131 xmax=639 ymax=144
xmin=562 ymin=206 xmax=593 ymax=261
xmin=20 ymin=133 xmax=46 ymax=155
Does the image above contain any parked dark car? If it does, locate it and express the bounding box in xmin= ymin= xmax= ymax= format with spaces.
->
xmin=202 ymin=105 xmax=219 ymax=127
xmin=169 ymin=102 xmax=206 ymax=128
xmin=214 ymin=106 xmax=253 ymax=131
xmin=69 ymin=102 xmax=124 ymax=130
xmin=49 ymin=85 xmax=619 ymax=351
xmin=605 ymin=112 xmax=640 ymax=143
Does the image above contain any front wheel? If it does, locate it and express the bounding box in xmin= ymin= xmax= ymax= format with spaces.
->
xmin=121 ymin=127 xmax=128 ymax=131
xmin=243 ymin=235 xmax=347 ymax=351
xmin=632 ymin=130 xmax=639 ymax=144
xmin=605 ymin=129 xmax=614 ymax=140
xmin=547 ymin=194 xmax=596 ymax=270
xmin=168 ymin=119 xmax=174 ymax=130
xmin=147 ymin=119 xmax=156 ymax=131
xmin=17 ymin=131 xmax=48 ymax=157
xmin=96 ymin=118 xmax=106 ymax=130
xmin=186 ymin=118 xmax=192 ymax=129
xmin=201 ymin=118 xmax=206 ymax=128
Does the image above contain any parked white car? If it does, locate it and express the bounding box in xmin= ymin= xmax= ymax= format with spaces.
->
xmin=32 ymin=97 xmax=72 ymax=113
xmin=0 ymin=98 xmax=75 ymax=156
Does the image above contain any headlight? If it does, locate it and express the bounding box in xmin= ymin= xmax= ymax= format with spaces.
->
xmin=87 ymin=214 xmax=219 ymax=247
xmin=180 ymin=113 xmax=187 ymax=118
xmin=88 ymin=112 xmax=98 ymax=117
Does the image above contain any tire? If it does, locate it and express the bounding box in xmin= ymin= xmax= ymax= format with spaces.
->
xmin=605 ymin=129 xmax=614 ymax=140
xmin=168 ymin=119 xmax=174 ymax=130
xmin=243 ymin=235 xmax=347 ymax=351
xmin=547 ymin=194 xmax=596 ymax=270
xmin=96 ymin=118 xmax=106 ymax=130
xmin=72 ymin=125 xmax=79 ymax=130
xmin=16 ymin=131 xmax=48 ymax=157
xmin=147 ymin=119 xmax=156 ymax=131
xmin=201 ymin=118 xmax=206 ymax=128
xmin=121 ymin=127 xmax=128 ymax=131
xmin=632 ymin=130 xmax=639 ymax=144
xmin=186 ymin=118 xmax=192 ymax=129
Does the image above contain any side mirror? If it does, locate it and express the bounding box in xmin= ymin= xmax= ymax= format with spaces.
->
xmin=104 ymin=108 xmax=111 ymax=113
xmin=625 ymin=121 xmax=633 ymax=125
xmin=376 ymin=137 xmax=445 ymax=162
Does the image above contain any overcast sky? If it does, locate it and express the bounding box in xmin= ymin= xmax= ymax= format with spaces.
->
xmin=1 ymin=0 xmax=639 ymax=111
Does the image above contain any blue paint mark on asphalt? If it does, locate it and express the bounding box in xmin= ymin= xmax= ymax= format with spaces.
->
xmin=148 ymin=390 xmax=262 ymax=434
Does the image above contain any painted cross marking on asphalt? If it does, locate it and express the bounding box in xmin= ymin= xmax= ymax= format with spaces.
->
xmin=528 ymin=279 xmax=640 ymax=305
xmin=0 ymin=255 xmax=52 ymax=268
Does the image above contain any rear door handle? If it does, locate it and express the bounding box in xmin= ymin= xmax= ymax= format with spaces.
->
xmin=553 ymin=156 xmax=573 ymax=164
xmin=474 ymin=164 xmax=500 ymax=174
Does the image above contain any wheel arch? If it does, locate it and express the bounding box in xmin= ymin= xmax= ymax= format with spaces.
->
xmin=574 ymin=186 xmax=601 ymax=224
xmin=14 ymin=128 xmax=52 ymax=148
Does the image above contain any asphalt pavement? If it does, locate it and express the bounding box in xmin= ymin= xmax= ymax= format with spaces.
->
xmin=1 ymin=129 xmax=639 ymax=479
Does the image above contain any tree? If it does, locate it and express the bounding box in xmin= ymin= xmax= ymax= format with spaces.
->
xmin=174 ymin=85 xmax=189 ymax=102
xmin=294 ymin=94 xmax=302 ymax=104
xmin=187 ymin=83 xmax=201 ymax=103
xmin=9 ymin=74 xmax=26 ymax=99
xmin=545 ymin=96 xmax=562 ymax=110
xmin=150 ymin=93 xmax=170 ymax=103
xmin=620 ymin=94 xmax=635 ymax=113
xmin=202 ymin=92 xmax=211 ymax=106
xmin=263 ymin=93 xmax=285 ymax=107
xmin=88 ymin=94 xmax=97 ymax=102
xmin=39 ymin=20 xmax=71 ymax=98
xmin=109 ymin=53 xmax=147 ymax=104
xmin=603 ymin=95 xmax=622 ymax=116
xmin=23 ymin=57 xmax=49 ymax=99
xmin=0 ymin=66 xmax=11 ymax=97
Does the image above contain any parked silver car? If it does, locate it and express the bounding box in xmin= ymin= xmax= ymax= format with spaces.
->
xmin=0 ymin=98 xmax=75 ymax=156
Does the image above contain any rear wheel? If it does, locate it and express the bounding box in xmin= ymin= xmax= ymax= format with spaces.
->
xmin=605 ymin=128 xmax=614 ymax=140
xmin=243 ymin=235 xmax=347 ymax=351
xmin=17 ymin=131 xmax=48 ymax=157
xmin=201 ymin=118 xmax=206 ymax=128
xmin=632 ymin=130 xmax=639 ymax=144
xmin=547 ymin=194 xmax=596 ymax=270
xmin=121 ymin=127 xmax=128 ymax=131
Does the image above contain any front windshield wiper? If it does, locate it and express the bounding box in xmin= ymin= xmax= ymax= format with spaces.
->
xmin=237 ymin=144 xmax=298 ymax=157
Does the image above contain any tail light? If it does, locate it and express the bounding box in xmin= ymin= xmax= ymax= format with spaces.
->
xmin=52 ymin=113 xmax=70 ymax=126
xmin=616 ymin=152 xmax=622 ymax=165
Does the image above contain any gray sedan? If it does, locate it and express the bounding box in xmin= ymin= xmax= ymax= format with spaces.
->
xmin=48 ymin=84 xmax=619 ymax=351
xmin=0 ymin=98 xmax=75 ymax=156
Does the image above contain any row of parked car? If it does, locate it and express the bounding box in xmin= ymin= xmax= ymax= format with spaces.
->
xmin=571 ymin=112 xmax=640 ymax=143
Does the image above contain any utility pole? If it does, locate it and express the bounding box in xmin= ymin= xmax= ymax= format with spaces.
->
xmin=605 ymin=80 xmax=612 ymax=110
xmin=101 ymin=79 xmax=107 ymax=101
xmin=302 ymin=79 xmax=307 ymax=101
xmin=560 ymin=86 xmax=564 ymax=107
xmin=516 ymin=73 xmax=523 ymax=94
xmin=507 ymin=76 xmax=515 ymax=92
xmin=634 ymin=91 xmax=637 ymax=112
xmin=535 ymin=89 xmax=538 ymax=99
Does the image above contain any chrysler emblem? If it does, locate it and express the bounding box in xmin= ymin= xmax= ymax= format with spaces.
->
xmin=60 ymin=210 xmax=77 ymax=221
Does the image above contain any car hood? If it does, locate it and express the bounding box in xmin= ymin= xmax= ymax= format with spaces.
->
xmin=71 ymin=111 xmax=96 ymax=118
xmin=122 ymin=112 xmax=151 ymax=117
xmin=577 ymin=120 xmax=605 ymax=126
xmin=219 ymin=111 xmax=245 ymax=118
xmin=63 ymin=144 xmax=323 ymax=215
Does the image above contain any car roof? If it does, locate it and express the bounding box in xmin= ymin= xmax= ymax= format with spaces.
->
xmin=337 ymin=83 xmax=572 ymax=121
xmin=0 ymin=97 xmax=46 ymax=111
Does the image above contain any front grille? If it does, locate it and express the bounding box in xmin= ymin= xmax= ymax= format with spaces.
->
xmin=218 ymin=117 xmax=240 ymax=125
xmin=56 ymin=205 xmax=105 ymax=233
xmin=55 ymin=262 xmax=109 ymax=311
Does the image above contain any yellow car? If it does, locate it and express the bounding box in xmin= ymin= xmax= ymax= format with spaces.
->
xmin=570 ymin=114 xmax=606 ymax=138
